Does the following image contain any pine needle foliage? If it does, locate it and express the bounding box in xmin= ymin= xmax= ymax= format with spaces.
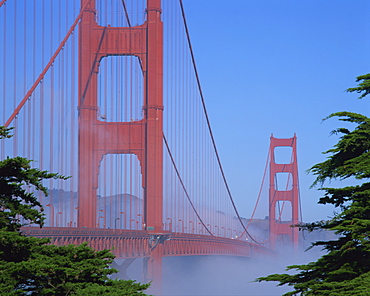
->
xmin=257 ymin=74 xmax=370 ymax=295
xmin=0 ymin=127 xmax=150 ymax=295
xmin=0 ymin=233 xmax=149 ymax=295
xmin=347 ymin=73 xmax=370 ymax=99
xmin=0 ymin=126 xmax=68 ymax=231
xmin=0 ymin=156 xmax=68 ymax=231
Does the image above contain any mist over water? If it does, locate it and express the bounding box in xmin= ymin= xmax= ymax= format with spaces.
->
xmin=114 ymin=230 xmax=327 ymax=296
xmin=161 ymin=247 xmax=322 ymax=296
xmin=162 ymin=255 xmax=289 ymax=296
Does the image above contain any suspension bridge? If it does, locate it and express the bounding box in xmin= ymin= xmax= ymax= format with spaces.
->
xmin=0 ymin=0 xmax=300 ymax=293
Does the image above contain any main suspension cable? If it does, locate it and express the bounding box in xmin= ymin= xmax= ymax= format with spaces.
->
xmin=4 ymin=0 xmax=92 ymax=127
xmin=121 ymin=1 xmax=212 ymax=235
xmin=121 ymin=0 xmax=132 ymax=27
xmin=0 ymin=0 xmax=7 ymax=9
xmin=178 ymin=0 xmax=262 ymax=245
xmin=163 ymin=134 xmax=213 ymax=236
xmin=245 ymin=148 xmax=269 ymax=229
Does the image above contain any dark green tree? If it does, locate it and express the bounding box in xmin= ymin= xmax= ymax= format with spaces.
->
xmin=0 ymin=156 xmax=67 ymax=231
xmin=0 ymin=125 xmax=69 ymax=232
xmin=0 ymin=236 xmax=149 ymax=295
xmin=0 ymin=127 xmax=150 ymax=295
xmin=257 ymin=74 xmax=370 ymax=295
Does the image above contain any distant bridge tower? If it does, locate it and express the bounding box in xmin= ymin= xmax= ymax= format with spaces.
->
xmin=269 ymin=134 xmax=299 ymax=250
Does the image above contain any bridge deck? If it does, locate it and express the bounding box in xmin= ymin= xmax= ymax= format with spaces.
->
xmin=21 ymin=227 xmax=272 ymax=259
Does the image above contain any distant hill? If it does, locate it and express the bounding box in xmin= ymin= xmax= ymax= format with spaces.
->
xmin=40 ymin=189 xmax=143 ymax=228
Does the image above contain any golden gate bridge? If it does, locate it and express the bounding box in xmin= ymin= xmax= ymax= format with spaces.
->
xmin=0 ymin=0 xmax=300 ymax=293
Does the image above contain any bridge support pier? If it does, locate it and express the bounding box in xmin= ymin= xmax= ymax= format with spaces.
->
xmin=144 ymin=247 xmax=163 ymax=294
xmin=144 ymin=233 xmax=170 ymax=293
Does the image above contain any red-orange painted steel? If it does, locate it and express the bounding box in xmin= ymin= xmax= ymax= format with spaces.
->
xmin=4 ymin=1 xmax=88 ymax=128
xmin=0 ymin=0 xmax=7 ymax=8
xmin=78 ymin=0 xmax=163 ymax=231
xmin=269 ymin=135 xmax=299 ymax=250
xmin=21 ymin=227 xmax=272 ymax=259
xmin=77 ymin=0 xmax=163 ymax=289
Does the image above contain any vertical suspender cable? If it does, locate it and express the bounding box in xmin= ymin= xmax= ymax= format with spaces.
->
xmin=23 ymin=1 xmax=27 ymax=156
xmin=50 ymin=0 xmax=54 ymax=196
xmin=13 ymin=0 xmax=17 ymax=156
xmin=163 ymin=135 xmax=213 ymax=235
xmin=245 ymin=149 xmax=269 ymax=229
xmin=1 ymin=3 xmax=6 ymax=158
xmin=4 ymin=0 xmax=93 ymax=128
xmin=60 ymin=2 xmax=66 ymax=225
xmin=31 ymin=0 xmax=36 ymax=162
xmin=179 ymin=0 xmax=261 ymax=244
xmin=71 ymin=0 xmax=77 ymax=226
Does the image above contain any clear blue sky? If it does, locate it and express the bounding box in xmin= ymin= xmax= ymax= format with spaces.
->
xmin=1 ymin=0 xmax=369 ymax=225
xmin=182 ymin=0 xmax=370 ymax=222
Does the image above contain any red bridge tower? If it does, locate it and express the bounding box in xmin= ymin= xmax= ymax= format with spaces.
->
xmin=77 ymin=0 xmax=164 ymax=287
xmin=269 ymin=135 xmax=299 ymax=250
